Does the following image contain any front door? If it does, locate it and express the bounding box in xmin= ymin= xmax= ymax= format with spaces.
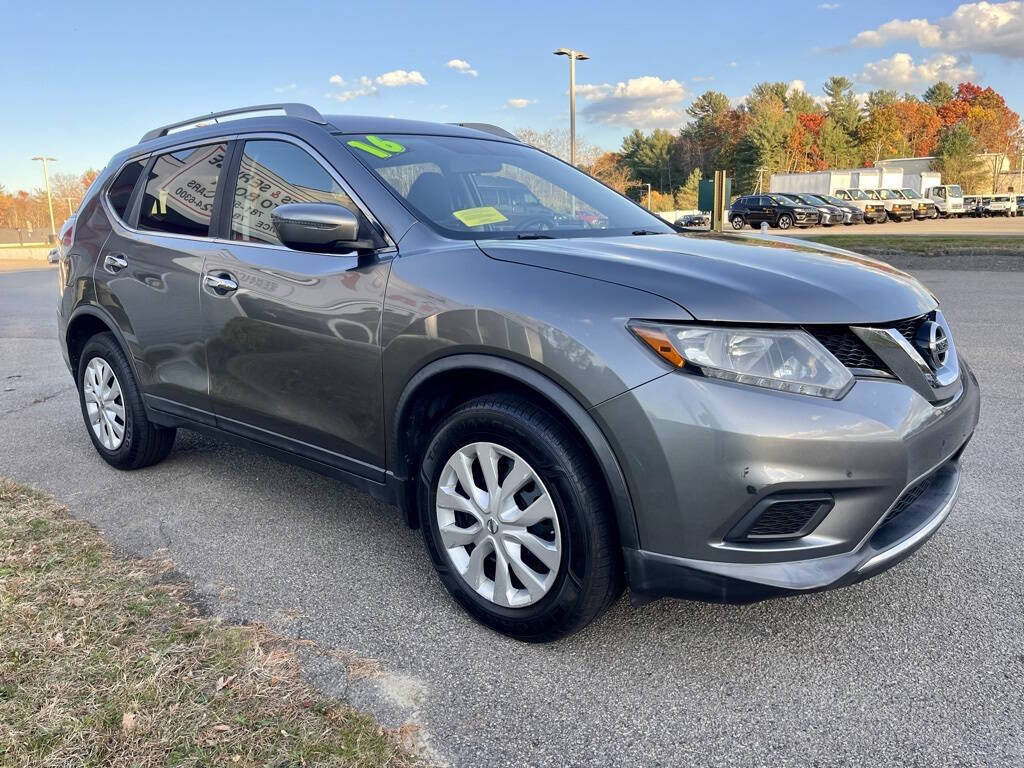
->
xmin=200 ymin=138 xmax=391 ymax=479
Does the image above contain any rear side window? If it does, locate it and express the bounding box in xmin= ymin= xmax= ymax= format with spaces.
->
xmin=138 ymin=143 xmax=227 ymax=237
xmin=107 ymin=160 xmax=146 ymax=222
xmin=230 ymin=140 xmax=364 ymax=246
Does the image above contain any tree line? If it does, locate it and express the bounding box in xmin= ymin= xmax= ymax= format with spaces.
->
xmin=0 ymin=170 xmax=99 ymax=236
xmin=526 ymin=79 xmax=1021 ymax=212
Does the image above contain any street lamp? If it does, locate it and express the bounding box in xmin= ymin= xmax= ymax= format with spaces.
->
xmin=553 ymin=48 xmax=589 ymax=167
xmin=31 ymin=155 xmax=57 ymax=243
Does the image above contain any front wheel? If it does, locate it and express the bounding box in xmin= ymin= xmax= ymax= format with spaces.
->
xmin=777 ymin=213 xmax=793 ymax=230
xmin=419 ymin=395 xmax=623 ymax=641
xmin=77 ymin=333 xmax=176 ymax=469
xmin=730 ymin=215 xmax=745 ymax=230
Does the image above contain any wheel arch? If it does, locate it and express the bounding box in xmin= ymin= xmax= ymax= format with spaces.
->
xmin=390 ymin=353 xmax=639 ymax=551
xmin=65 ymin=306 xmax=138 ymax=381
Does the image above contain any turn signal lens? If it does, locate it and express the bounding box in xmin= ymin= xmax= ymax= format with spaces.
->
xmin=630 ymin=325 xmax=685 ymax=367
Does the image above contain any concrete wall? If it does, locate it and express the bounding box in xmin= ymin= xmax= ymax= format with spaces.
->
xmin=0 ymin=246 xmax=52 ymax=261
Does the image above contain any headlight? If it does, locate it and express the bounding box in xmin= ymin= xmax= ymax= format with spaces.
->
xmin=629 ymin=323 xmax=854 ymax=399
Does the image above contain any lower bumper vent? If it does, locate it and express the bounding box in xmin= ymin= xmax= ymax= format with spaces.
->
xmin=727 ymin=494 xmax=834 ymax=542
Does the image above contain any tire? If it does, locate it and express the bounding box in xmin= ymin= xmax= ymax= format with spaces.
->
xmin=77 ymin=332 xmax=176 ymax=470
xmin=730 ymin=215 xmax=745 ymax=230
xmin=418 ymin=395 xmax=623 ymax=642
xmin=930 ymin=208 xmax=939 ymax=220
xmin=777 ymin=213 xmax=793 ymax=230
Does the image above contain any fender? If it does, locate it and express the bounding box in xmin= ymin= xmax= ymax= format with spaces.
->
xmin=64 ymin=303 xmax=145 ymax=393
xmin=391 ymin=353 xmax=640 ymax=551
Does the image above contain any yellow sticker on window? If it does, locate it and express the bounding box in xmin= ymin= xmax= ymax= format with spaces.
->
xmin=452 ymin=206 xmax=509 ymax=227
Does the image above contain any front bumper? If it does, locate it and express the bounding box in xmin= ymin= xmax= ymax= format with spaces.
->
xmin=863 ymin=207 xmax=887 ymax=222
xmin=596 ymin=361 xmax=981 ymax=603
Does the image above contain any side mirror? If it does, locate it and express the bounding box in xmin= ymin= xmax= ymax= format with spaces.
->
xmin=271 ymin=203 xmax=361 ymax=251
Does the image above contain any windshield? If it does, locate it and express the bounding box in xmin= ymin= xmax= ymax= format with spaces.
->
xmin=901 ymin=189 xmax=919 ymax=198
xmin=950 ymin=185 xmax=964 ymax=197
xmin=341 ymin=134 xmax=673 ymax=239
xmin=875 ymin=189 xmax=897 ymax=200
xmin=820 ymin=194 xmax=845 ymax=206
xmin=847 ymin=189 xmax=869 ymax=200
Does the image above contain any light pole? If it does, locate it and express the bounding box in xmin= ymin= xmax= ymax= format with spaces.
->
xmin=553 ymin=48 xmax=589 ymax=167
xmin=32 ymin=155 xmax=57 ymax=243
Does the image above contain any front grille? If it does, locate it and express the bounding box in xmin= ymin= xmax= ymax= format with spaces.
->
xmin=808 ymin=314 xmax=929 ymax=374
xmin=747 ymin=500 xmax=824 ymax=538
xmin=809 ymin=328 xmax=887 ymax=370
xmin=890 ymin=315 xmax=926 ymax=344
xmin=881 ymin=473 xmax=936 ymax=525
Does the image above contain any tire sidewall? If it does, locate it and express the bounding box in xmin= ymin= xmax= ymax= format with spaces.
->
xmin=419 ymin=404 xmax=594 ymax=636
xmin=778 ymin=214 xmax=792 ymax=229
xmin=77 ymin=336 xmax=137 ymax=464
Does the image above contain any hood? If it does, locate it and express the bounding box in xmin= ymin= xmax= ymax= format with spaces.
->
xmin=478 ymin=233 xmax=936 ymax=324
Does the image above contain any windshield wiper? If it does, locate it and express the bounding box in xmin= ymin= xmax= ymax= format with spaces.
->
xmin=515 ymin=233 xmax=555 ymax=240
xmin=631 ymin=229 xmax=662 ymax=236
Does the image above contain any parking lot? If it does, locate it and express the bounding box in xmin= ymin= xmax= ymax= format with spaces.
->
xmin=2 ymin=263 xmax=1022 ymax=767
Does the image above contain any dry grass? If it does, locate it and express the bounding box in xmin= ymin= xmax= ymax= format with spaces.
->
xmin=0 ymin=479 xmax=418 ymax=767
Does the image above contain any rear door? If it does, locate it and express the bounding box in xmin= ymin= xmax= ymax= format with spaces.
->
xmin=200 ymin=136 xmax=392 ymax=479
xmin=95 ymin=141 xmax=230 ymax=418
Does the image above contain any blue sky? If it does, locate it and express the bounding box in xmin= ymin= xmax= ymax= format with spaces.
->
xmin=2 ymin=0 xmax=1021 ymax=191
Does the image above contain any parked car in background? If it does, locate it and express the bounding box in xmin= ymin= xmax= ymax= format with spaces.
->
xmin=924 ymin=184 xmax=965 ymax=217
xmin=777 ymin=193 xmax=845 ymax=226
xmin=963 ymin=196 xmax=982 ymax=217
xmin=728 ymin=194 xmax=819 ymax=230
xmin=986 ymin=194 xmax=1015 ymax=216
xmin=674 ymin=212 xmax=711 ymax=229
xmin=833 ymin=188 xmax=887 ymax=223
xmin=895 ymin=188 xmax=939 ymax=220
xmin=56 ymin=103 xmax=980 ymax=641
xmin=865 ymin=189 xmax=913 ymax=222
xmin=47 ymin=248 xmax=60 ymax=263
xmin=814 ymin=193 xmax=865 ymax=224
xmin=1016 ymin=195 xmax=1024 ymax=216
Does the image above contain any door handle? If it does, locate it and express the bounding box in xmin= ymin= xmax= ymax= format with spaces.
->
xmin=204 ymin=272 xmax=238 ymax=295
xmin=103 ymin=253 xmax=128 ymax=273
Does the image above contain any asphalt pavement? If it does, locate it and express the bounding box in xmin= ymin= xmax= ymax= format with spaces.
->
xmin=1 ymin=265 xmax=1021 ymax=767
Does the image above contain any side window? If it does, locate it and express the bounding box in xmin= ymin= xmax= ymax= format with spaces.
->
xmin=837 ymin=190 xmax=850 ymax=200
xmin=138 ymin=143 xmax=227 ymax=237
xmin=230 ymin=140 xmax=364 ymax=246
xmin=107 ymin=159 xmax=146 ymax=222
xmin=758 ymin=196 xmax=772 ymax=207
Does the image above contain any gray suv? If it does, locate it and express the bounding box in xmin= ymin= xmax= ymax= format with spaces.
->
xmin=57 ymin=104 xmax=980 ymax=641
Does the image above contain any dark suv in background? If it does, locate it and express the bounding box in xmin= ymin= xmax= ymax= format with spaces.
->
xmin=728 ymin=194 xmax=820 ymax=230
xmin=57 ymin=104 xmax=979 ymax=641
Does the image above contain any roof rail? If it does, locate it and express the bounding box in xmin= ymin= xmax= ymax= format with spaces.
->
xmin=140 ymin=103 xmax=328 ymax=143
xmin=451 ymin=123 xmax=519 ymax=141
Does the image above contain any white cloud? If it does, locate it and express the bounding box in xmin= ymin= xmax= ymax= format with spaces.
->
xmin=852 ymin=2 xmax=1023 ymax=58
xmin=328 ymin=75 xmax=377 ymax=102
xmin=577 ymin=76 xmax=687 ymax=128
xmin=505 ymin=98 xmax=537 ymax=109
xmin=818 ymin=2 xmax=841 ymax=8
xmin=788 ymin=79 xmax=807 ymax=93
xmin=273 ymin=83 xmax=297 ymax=93
xmin=375 ymin=69 xmax=428 ymax=87
xmin=728 ymin=61 xmax=738 ymax=67
xmin=328 ymin=69 xmax=428 ymax=102
xmin=859 ymin=52 xmax=978 ymax=88
xmin=446 ymin=58 xmax=478 ymax=76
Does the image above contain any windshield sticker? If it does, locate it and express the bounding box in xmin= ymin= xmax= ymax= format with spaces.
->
xmin=347 ymin=135 xmax=407 ymax=159
xmin=452 ymin=206 xmax=509 ymax=227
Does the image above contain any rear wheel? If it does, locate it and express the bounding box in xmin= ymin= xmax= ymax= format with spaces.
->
xmin=419 ymin=395 xmax=622 ymax=641
xmin=77 ymin=333 xmax=176 ymax=469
